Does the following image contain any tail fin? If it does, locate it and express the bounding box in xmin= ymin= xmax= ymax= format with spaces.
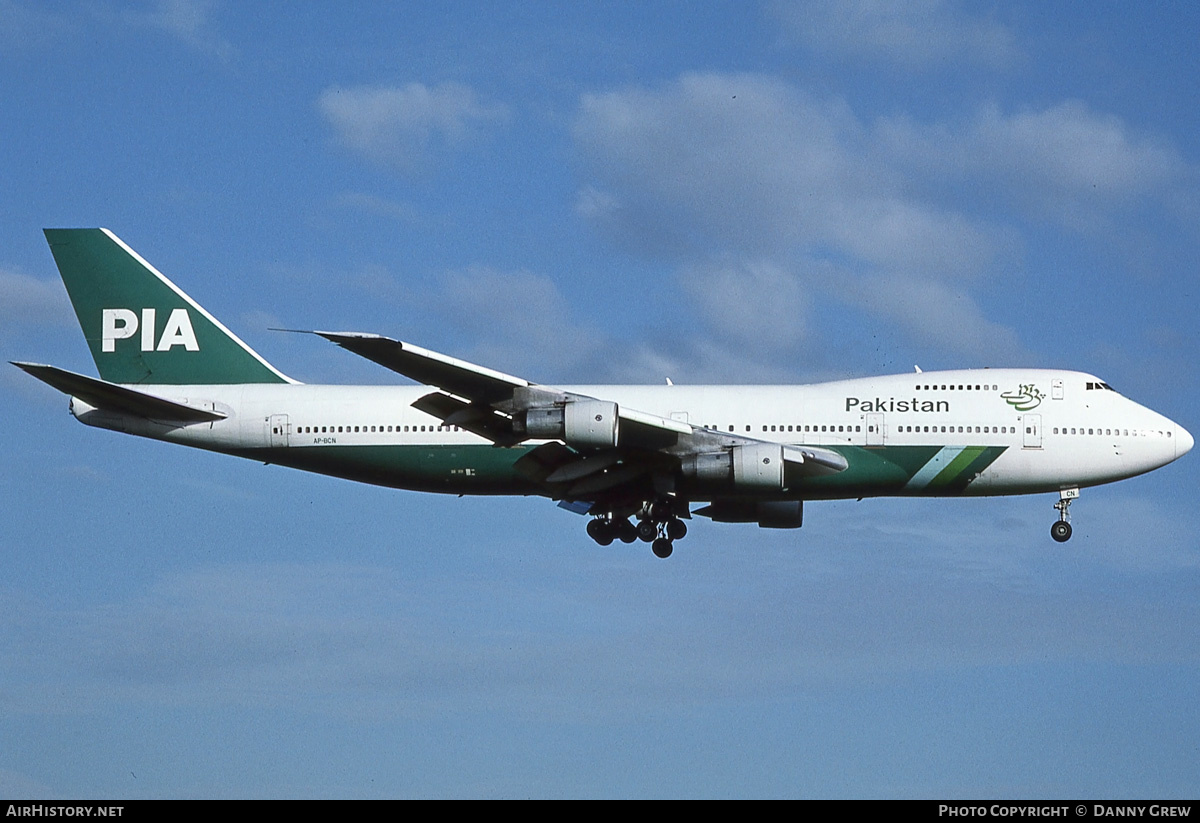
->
xmin=44 ymin=228 xmax=293 ymax=385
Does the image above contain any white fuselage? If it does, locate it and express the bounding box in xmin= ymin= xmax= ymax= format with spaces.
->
xmin=70 ymin=368 xmax=1192 ymax=500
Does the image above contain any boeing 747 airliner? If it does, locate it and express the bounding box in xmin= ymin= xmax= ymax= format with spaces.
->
xmin=14 ymin=229 xmax=1192 ymax=557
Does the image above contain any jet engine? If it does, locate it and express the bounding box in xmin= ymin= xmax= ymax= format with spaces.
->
xmin=680 ymin=443 xmax=786 ymax=490
xmin=521 ymin=399 xmax=619 ymax=449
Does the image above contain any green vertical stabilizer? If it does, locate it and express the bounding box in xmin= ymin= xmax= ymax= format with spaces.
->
xmin=44 ymin=228 xmax=292 ymax=385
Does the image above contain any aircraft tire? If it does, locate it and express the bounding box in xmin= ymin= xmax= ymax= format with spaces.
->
xmin=666 ymin=518 xmax=687 ymax=541
xmin=637 ymin=520 xmax=657 ymax=542
xmin=1050 ymin=520 xmax=1072 ymax=542
xmin=652 ymin=538 xmax=673 ymax=558
xmin=587 ymin=518 xmax=614 ymax=545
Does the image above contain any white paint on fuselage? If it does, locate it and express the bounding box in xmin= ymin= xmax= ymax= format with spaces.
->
xmin=84 ymin=368 xmax=1191 ymax=498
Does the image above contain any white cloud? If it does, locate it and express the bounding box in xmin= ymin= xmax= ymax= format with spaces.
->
xmin=574 ymin=72 xmax=1002 ymax=277
xmin=771 ymin=0 xmax=1018 ymax=69
xmin=434 ymin=266 xmax=599 ymax=382
xmin=318 ymin=82 xmax=509 ymax=171
xmin=573 ymin=72 xmax=1016 ymax=362
xmin=127 ymin=0 xmax=234 ymax=60
xmin=331 ymin=191 xmax=419 ymax=224
xmin=573 ymin=72 xmax=1195 ymax=366
xmin=0 ymin=268 xmax=72 ymax=331
xmin=576 ymin=74 xmax=873 ymax=256
xmin=683 ymin=259 xmax=809 ymax=352
xmin=878 ymin=101 xmax=1193 ymax=227
xmin=845 ymin=275 xmax=1028 ymax=363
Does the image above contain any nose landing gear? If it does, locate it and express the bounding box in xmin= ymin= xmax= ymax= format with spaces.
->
xmin=1051 ymin=488 xmax=1079 ymax=543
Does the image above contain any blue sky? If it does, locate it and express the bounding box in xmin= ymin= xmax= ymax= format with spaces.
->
xmin=1 ymin=0 xmax=1198 ymax=798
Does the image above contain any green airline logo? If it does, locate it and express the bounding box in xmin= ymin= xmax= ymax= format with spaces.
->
xmin=1001 ymin=384 xmax=1043 ymax=410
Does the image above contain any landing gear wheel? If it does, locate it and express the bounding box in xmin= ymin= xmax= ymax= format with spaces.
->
xmin=637 ymin=520 xmax=657 ymax=542
xmin=666 ymin=518 xmax=687 ymax=541
xmin=652 ymin=537 xmax=673 ymax=558
xmin=1051 ymin=488 xmax=1078 ymax=544
xmin=1050 ymin=520 xmax=1072 ymax=543
xmin=616 ymin=519 xmax=637 ymax=543
xmin=586 ymin=518 xmax=614 ymax=546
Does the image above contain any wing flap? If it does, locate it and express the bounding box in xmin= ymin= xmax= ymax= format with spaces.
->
xmin=410 ymin=391 xmax=521 ymax=445
xmin=612 ymin=405 xmax=692 ymax=451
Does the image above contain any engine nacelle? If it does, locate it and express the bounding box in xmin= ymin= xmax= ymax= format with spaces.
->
xmin=523 ymin=399 xmax=619 ymax=449
xmin=695 ymin=499 xmax=804 ymax=529
xmin=681 ymin=443 xmax=785 ymax=490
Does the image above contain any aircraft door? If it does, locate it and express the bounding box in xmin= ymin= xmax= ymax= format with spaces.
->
xmin=269 ymin=414 xmax=290 ymax=448
xmin=1022 ymin=413 xmax=1042 ymax=449
xmin=866 ymin=412 xmax=885 ymax=447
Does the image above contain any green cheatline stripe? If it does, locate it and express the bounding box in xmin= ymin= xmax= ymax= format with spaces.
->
xmin=950 ymin=445 xmax=1008 ymax=491
xmin=926 ymin=445 xmax=987 ymax=489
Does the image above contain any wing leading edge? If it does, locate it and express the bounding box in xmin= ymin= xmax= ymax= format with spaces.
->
xmin=313 ymin=330 xmax=847 ymax=488
xmin=315 ymin=330 xmax=693 ymax=450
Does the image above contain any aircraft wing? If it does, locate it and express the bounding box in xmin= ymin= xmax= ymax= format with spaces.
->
xmin=314 ymin=331 xmax=540 ymax=405
xmin=316 ymin=331 xmax=847 ymax=509
xmin=316 ymin=330 xmax=691 ymax=449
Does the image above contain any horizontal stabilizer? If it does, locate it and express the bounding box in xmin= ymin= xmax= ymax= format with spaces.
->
xmin=11 ymin=362 xmax=226 ymax=423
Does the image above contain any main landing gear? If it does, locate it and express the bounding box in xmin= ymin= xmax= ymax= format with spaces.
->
xmin=1051 ymin=488 xmax=1079 ymax=543
xmin=587 ymin=498 xmax=688 ymax=559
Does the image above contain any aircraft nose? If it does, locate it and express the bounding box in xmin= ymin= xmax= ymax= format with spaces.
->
xmin=1177 ymin=423 xmax=1194 ymax=459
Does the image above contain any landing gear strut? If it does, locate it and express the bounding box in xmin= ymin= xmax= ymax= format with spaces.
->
xmin=1051 ymin=488 xmax=1078 ymax=543
xmin=637 ymin=497 xmax=688 ymax=559
xmin=586 ymin=497 xmax=689 ymax=558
